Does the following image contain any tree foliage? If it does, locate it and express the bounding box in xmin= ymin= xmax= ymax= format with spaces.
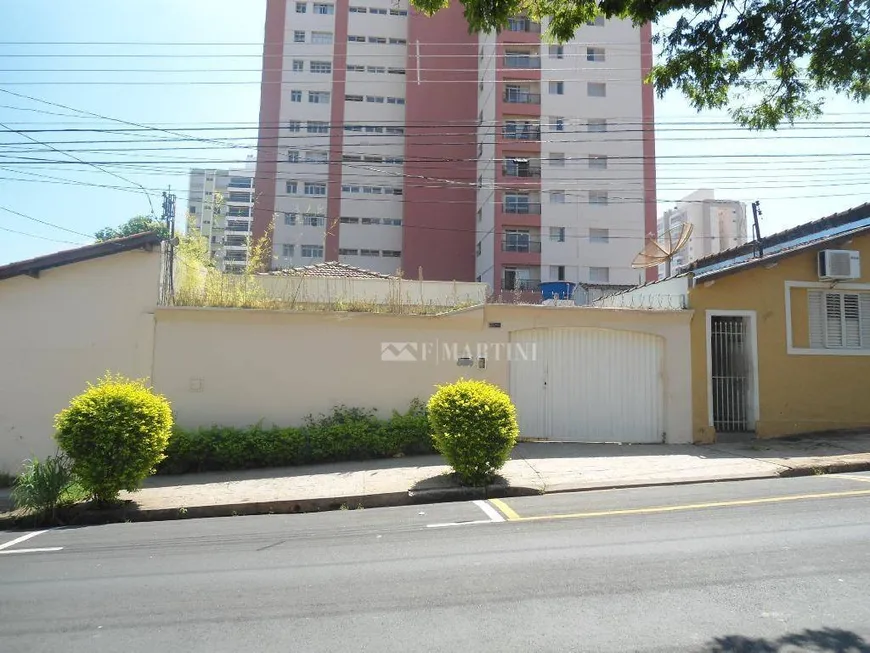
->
xmin=94 ymin=215 xmax=169 ymax=242
xmin=410 ymin=0 xmax=870 ymax=128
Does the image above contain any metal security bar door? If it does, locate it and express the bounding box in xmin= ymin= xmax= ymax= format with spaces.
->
xmin=710 ymin=316 xmax=752 ymax=432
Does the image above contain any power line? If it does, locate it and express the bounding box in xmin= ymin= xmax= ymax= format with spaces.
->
xmin=0 ymin=223 xmax=86 ymax=245
xmin=0 ymin=204 xmax=95 ymax=238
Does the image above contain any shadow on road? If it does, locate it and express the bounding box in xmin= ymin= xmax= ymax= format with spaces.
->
xmin=700 ymin=627 xmax=870 ymax=652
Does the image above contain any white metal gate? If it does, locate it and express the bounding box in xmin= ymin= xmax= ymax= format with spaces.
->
xmin=509 ymin=327 xmax=665 ymax=443
xmin=710 ymin=316 xmax=752 ymax=432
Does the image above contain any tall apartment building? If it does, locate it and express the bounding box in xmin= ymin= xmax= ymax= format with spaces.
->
xmin=187 ymin=166 xmax=256 ymax=273
xmin=657 ymin=189 xmax=748 ymax=279
xmin=253 ymin=0 xmax=656 ymax=289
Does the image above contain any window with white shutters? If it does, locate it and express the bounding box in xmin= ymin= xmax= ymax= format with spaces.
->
xmin=808 ymin=290 xmax=870 ymax=350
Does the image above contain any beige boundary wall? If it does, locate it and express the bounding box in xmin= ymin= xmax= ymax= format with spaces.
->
xmin=0 ymin=249 xmax=162 ymax=472
xmin=152 ymin=304 xmax=693 ymax=444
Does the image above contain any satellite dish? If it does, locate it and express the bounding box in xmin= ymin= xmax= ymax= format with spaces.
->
xmin=631 ymin=221 xmax=694 ymax=278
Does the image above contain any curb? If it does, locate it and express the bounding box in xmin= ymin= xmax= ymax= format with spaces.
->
xmin=2 ymin=461 xmax=869 ymax=530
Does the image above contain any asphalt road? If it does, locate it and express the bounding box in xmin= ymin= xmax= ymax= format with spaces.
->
xmin=3 ymin=473 xmax=870 ymax=653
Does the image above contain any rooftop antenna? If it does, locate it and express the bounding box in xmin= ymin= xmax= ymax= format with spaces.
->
xmin=631 ymin=221 xmax=694 ymax=278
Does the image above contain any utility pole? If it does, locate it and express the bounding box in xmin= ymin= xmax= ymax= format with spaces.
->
xmin=162 ymin=187 xmax=177 ymax=301
xmin=751 ymin=200 xmax=763 ymax=258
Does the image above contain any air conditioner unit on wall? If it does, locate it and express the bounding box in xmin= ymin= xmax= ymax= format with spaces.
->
xmin=818 ymin=249 xmax=861 ymax=281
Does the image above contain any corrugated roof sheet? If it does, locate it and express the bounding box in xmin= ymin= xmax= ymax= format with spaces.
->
xmin=259 ymin=261 xmax=395 ymax=279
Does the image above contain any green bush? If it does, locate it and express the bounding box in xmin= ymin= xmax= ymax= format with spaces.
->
xmin=427 ymin=378 xmax=519 ymax=486
xmin=54 ymin=373 xmax=173 ymax=504
xmin=157 ymin=401 xmax=434 ymax=475
xmin=11 ymin=454 xmax=88 ymax=519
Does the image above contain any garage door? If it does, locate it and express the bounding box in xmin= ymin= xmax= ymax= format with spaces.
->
xmin=509 ymin=327 xmax=664 ymax=443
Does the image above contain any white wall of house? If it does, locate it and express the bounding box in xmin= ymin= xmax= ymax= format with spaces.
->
xmin=0 ymin=249 xmax=162 ymax=473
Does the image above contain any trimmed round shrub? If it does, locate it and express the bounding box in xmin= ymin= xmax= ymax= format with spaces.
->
xmin=427 ymin=379 xmax=519 ymax=486
xmin=54 ymin=373 xmax=173 ymax=505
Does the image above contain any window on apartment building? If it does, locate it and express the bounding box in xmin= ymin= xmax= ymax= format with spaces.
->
xmin=477 ymin=209 xmax=482 ymax=222
xmin=307 ymin=121 xmax=329 ymax=133
xmin=588 ymin=82 xmax=607 ymax=97
xmin=309 ymin=91 xmax=331 ymax=103
xmin=284 ymin=212 xmax=298 ymax=225
xmin=389 ymin=38 xmax=407 ymax=44
xmin=346 ymin=64 xmax=365 ymax=72
xmin=303 ymin=213 xmax=326 ymax=226
xmin=589 ymin=190 xmax=609 ymax=205
xmin=360 ymin=249 xmax=380 ymax=257
xmin=588 ymin=118 xmax=608 ymax=132
xmin=550 ymin=190 xmax=566 ymax=204
xmin=228 ymin=192 xmax=252 ymax=202
xmin=342 ymin=154 xmax=362 ymax=162
xmin=390 ymin=187 xmax=403 ymax=195
xmin=550 ymin=153 xmax=565 ymax=167
xmin=476 ymin=242 xmax=482 ymax=256
xmin=372 ymin=7 xmax=388 ymax=14
xmin=477 ymin=175 xmax=483 ymax=189
xmin=311 ymin=31 xmax=333 ymax=44
xmin=294 ymin=30 xmax=306 ymax=42
xmin=228 ymin=177 xmax=252 ymax=189
xmin=587 ymin=15 xmax=605 ymax=25
xmin=349 ymin=5 xmax=366 ymax=12
xmin=296 ymin=2 xmax=307 ymax=12
xmin=287 ymin=120 xmax=302 ymax=132
xmin=306 ymin=151 xmax=329 ymax=163
xmin=313 ymin=3 xmax=334 ymax=14
xmin=367 ymin=65 xmax=386 ymax=74
xmin=369 ymin=36 xmax=387 ymax=44
xmin=364 ymin=125 xmax=383 ymax=133
xmin=362 ymin=186 xmax=383 ymax=194
xmin=589 ymin=266 xmax=609 ymax=283
xmin=586 ymin=47 xmax=605 ymax=62
xmin=809 ymin=291 xmax=870 ymax=349
xmin=552 ymin=116 xmax=565 ymax=131
xmin=290 ymin=90 xmax=303 ymax=102
xmin=283 ymin=244 xmax=295 ymax=257
xmin=589 ymin=155 xmax=608 ymax=169
xmin=386 ymin=96 xmax=405 ymax=104
xmin=382 ymin=250 xmax=401 ymax=257
xmin=589 ymin=227 xmax=610 ymax=243
xmin=348 ymin=35 xmax=366 ymax=42
xmin=550 ymin=265 xmax=566 ymax=281
xmin=549 ymin=45 xmax=564 ymax=59
xmin=301 ymin=245 xmax=325 ymax=258
xmin=310 ymin=61 xmax=332 ymax=73
xmin=286 ymin=181 xmax=298 ymax=194
xmin=361 ymin=217 xmax=381 ymax=224
xmin=390 ymin=8 xmax=408 ymax=15
xmin=339 ymin=248 xmax=359 ymax=256
xmin=387 ymin=67 xmax=406 ymax=75
xmin=287 ymin=150 xmax=301 ymax=163
xmin=366 ymin=95 xmax=385 ymax=103
xmin=383 ymin=218 xmax=402 ymax=225
xmin=341 ymin=184 xmax=360 ymax=193
xmin=549 ymin=227 xmax=566 ymax=242
xmin=340 ymin=217 xmax=359 ymax=224
xmin=346 ymin=94 xmax=364 ymax=102
xmin=548 ymin=81 xmax=565 ymax=95
xmin=189 ymin=205 xmax=197 ymax=214
xmin=292 ymin=59 xmax=304 ymax=72
xmin=304 ymin=182 xmax=327 ymax=195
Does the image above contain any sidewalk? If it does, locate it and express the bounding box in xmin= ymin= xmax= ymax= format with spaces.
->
xmin=3 ymin=433 xmax=870 ymax=525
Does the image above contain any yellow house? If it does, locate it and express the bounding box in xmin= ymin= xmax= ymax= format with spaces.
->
xmin=683 ymin=203 xmax=870 ymax=443
xmin=602 ymin=202 xmax=870 ymax=443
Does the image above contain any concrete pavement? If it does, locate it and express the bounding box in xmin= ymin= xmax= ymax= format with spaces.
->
xmin=2 ymin=433 xmax=870 ymax=524
xmin=3 ymin=473 xmax=870 ymax=652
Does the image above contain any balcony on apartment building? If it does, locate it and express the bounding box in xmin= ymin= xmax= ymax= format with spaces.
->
xmin=502 ymin=119 xmax=541 ymax=141
xmin=503 ymin=84 xmax=541 ymax=105
xmin=224 ymin=235 xmax=248 ymax=249
xmin=502 ymin=266 xmax=541 ymax=291
xmin=506 ymin=17 xmax=541 ymax=33
xmin=502 ymin=156 xmax=542 ymax=178
xmin=503 ymin=192 xmax=542 ymax=215
xmin=503 ymin=48 xmax=541 ymax=70
xmin=502 ymin=229 xmax=542 ymax=253
xmin=225 ymin=219 xmax=252 ymax=234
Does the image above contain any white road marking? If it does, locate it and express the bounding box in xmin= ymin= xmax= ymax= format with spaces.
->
xmin=426 ymin=519 xmax=494 ymax=529
xmin=0 ymin=530 xmax=48 ymax=551
xmin=0 ymin=547 xmax=63 ymax=555
xmin=473 ymin=499 xmax=506 ymax=523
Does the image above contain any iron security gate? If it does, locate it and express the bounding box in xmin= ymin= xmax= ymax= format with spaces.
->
xmin=710 ymin=316 xmax=752 ymax=432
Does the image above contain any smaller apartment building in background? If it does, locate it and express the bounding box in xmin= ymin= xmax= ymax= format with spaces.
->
xmin=188 ymin=166 xmax=256 ymax=273
xmin=657 ymin=189 xmax=748 ymax=279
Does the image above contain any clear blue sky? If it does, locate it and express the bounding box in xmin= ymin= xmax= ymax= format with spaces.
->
xmin=0 ymin=0 xmax=868 ymax=265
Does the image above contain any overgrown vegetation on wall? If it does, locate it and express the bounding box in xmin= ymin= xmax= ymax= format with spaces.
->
xmin=170 ymin=213 xmax=475 ymax=315
xmin=157 ymin=401 xmax=435 ymax=475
